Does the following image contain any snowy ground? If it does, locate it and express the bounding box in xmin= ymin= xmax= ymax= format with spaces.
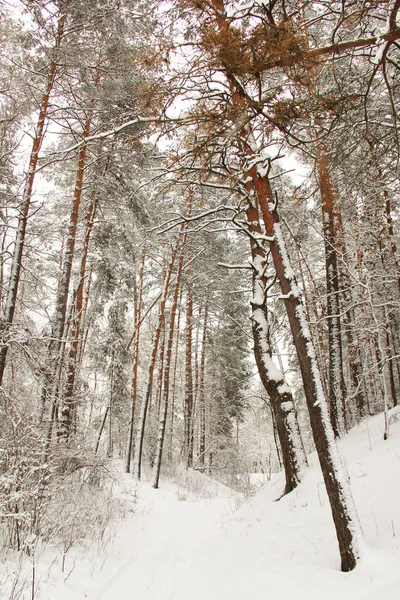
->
xmin=2 ymin=409 xmax=400 ymax=600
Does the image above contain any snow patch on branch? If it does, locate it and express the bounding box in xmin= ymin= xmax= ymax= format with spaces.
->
xmin=281 ymin=400 xmax=294 ymax=412
xmin=253 ymin=232 xmax=275 ymax=243
xmin=278 ymin=382 xmax=291 ymax=396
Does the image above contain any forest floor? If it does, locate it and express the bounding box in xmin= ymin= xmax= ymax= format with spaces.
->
xmin=2 ymin=408 xmax=400 ymax=600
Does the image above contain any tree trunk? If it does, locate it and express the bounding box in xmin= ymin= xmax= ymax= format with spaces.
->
xmin=133 ymin=237 xmax=181 ymax=480
xmin=245 ymin=198 xmax=306 ymax=494
xmin=155 ymin=325 xmax=166 ymax=414
xmin=95 ymin=406 xmax=110 ymax=454
xmin=153 ymin=243 xmax=186 ymax=488
xmin=0 ymin=11 xmax=67 ymax=386
xmin=334 ymin=211 xmax=367 ymax=421
xmin=209 ymin=0 xmax=362 ymax=570
xmin=316 ymin=144 xmax=346 ymax=436
xmin=258 ymin=174 xmax=362 ymax=570
xmin=198 ymin=298 xmax=208 ymax=470
xmin=184 ymin=246 xmax=194 ymax=468
xmin=285 ymin=222 xmax=329 ymax=400
xmin=366 ymin=138 xmax=400 ymax=294
xmin=168 ymin=286 xmax=183 ymax=463
xmin=46 ymin=113 xmax=94 ymax=443
xmin=126 ymin=246 xmax=146 ymax=473
xmin=60 ymin=193 xmax=97 ymax=438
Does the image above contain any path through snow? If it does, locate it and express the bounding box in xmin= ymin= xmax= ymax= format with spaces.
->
xmin=90 ymin=478 xmax=235 ymax=600
xmin=2 ymin=410 xmax=400 ymax=600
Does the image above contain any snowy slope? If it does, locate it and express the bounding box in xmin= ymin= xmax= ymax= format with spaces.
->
xmin=2 ymin=408 xmax=399 ymax=600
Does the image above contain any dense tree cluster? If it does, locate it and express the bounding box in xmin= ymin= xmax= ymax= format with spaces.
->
xmin=0 ymin=0 xmax=399 ymax=572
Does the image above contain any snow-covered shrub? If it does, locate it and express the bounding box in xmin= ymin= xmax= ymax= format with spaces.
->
xmin=40 ymin=465 xmax=122 ymax=565
xmin=164 ymin=462 xmax=230 ymax=500
xmin=0 ymin=400 xmax=122 ymax=558
xmin=0 ymin=402 xmax=46 ymax=552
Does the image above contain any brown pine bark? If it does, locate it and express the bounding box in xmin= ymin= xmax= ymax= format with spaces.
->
xmin=245 ymin=198 xmax=306 ymax=495
xmin=0 ymin=11 xmax=67 ymax=386
xmin=153 ymin=242 xmax=186 ymax=488
xmin=46 ymin=112 xmax=94 ymax=442
xmin=60 ymin=193 xmax=97 ymax=438
xmin=50 ymin=116 xmax=96 ymax=358
xmin=46 ymin=64 xmax=103 ymax=443
xmin=133 ymin=237 xmax=181 ymax=480
xmin=209 ymin=0 xmax=362 ymax=570
xmin=316 ymin=144 xmax=346 ymax=436
xmin=168 ymin=286 xmax=183 ymax=462
xmin=254 ymin=163 xmax=361 ymax=571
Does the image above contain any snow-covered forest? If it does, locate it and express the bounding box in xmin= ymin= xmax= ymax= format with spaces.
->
xmin=0 ymin=0 xmax=399 ymax=598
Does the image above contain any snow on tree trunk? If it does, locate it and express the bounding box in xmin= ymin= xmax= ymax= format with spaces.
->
xmin=207 ymin=0 xmax=362 ymax=568
xmin=251 ymin=300 xmax=306 ymax=495
xmin=335 ymin=212 xmax=367 ymax=421
xmin=198 ymin=298 xmax=208 ymax=470
xmin=317 ymin=144 xmax=346 ymax=435
xmin=184 ymin=247 xmax=194 ymax=469
xmin=257 ymin=175 xmax=362 ymax=571
xmin=245 ymin=198 xmax=306 ymax=494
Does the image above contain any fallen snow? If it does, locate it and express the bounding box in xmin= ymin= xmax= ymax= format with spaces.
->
xmin=2 ymin=409 xmax=400 ymax=600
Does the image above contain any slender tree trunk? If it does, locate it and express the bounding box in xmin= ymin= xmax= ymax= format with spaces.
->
xmin=0 ymin=12 xmax=67 ymax=386
xmin=47 ymin=63 xmax=103 ymax=443
xmin=193 ymin=301 xmax=202 ymax=413
xmin=51 ymin=118 xmax=94 ymax=360
xmin=0 ymin=231 xmax=6 ymax=312
xmin=153 ymin=244 xmax=186 ymax=488
xmin=133 ymin=238 xmax=181 ymax=480
xmin=76 ymin=265 xmax=93 ymax=369
xmin=155 ymin=326 xmax=166 ymax=414
xmin=198 ymin=298 xmax=208 ymax=470
xmin=285 ymin=221 xmax=328 ymax=391
xmin=168 ymin=286 xmax=183 ymax=462
xmin=95 ymin=406 xmax=110 ymax=454
xmin=386 ymin=324 xmax=397 ymax=408
xmin=316 ymin=144 xmax=346 ymax=436
xmin=126 ymin=246 xmax=145 ymax=473
xmin=368 ymin=293 xmax=391 ymax=439
xmin=46 ymin=113 xmax=94 ymax=444
xmin=184 ymin=247 xmax=194 ymax=468
xmin=60 ymin=194 xmax=97 ymax=438
xmin=334 ymin=212 xmax=367 ymax=421
xmin=366 ymin=138 xmax=400 ymax=294
xmin=365 ymin=144 xmax=400 ymax=405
